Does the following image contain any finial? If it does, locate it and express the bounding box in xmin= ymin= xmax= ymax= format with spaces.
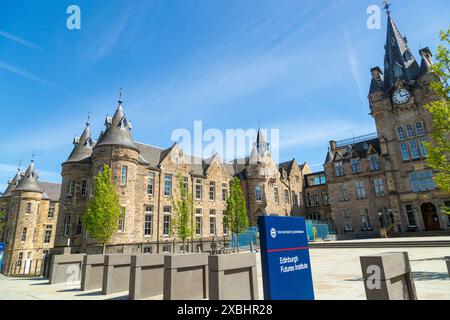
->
xmin=383 ymin=0 xmax=391 ymax=15
xmin=118 ymin=88 xmax=123 ymax=103
xmin=31 ymin=150 xmax=35 ymax=163
xmin=18 ymin=160 xmax=22 ymax=172
xmin=86 ymin=112 xmax=91 ymax=126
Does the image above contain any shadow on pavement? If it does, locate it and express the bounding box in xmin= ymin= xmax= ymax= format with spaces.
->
xmin=76 ymin=290 xmax=103 ymax=297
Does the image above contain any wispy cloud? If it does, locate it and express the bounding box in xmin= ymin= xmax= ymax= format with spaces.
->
xmin=0 ymin=61 xmax=75 ymax=98
xmin=0 ymin=29 xmax=42 ymax=51
xmin=344 ymin=31 xmax=366 ymax=102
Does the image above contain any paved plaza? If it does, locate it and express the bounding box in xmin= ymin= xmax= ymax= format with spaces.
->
xmin=0 ymin=240 xmax=449 ymax=300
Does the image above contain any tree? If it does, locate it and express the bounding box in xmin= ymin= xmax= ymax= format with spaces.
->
xmin=424 ymin=28 xmax=450 ymax=215
xmin=225 ymin=177 xmax=249 ymax=252
xmin=83 ymin=165 xmax=121 ymax=253
xmin=171 ymin=174 xmax=193 ymax=253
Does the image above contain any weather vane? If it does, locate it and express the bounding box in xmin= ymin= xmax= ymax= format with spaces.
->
xmin=383 ymin=0 xmax=391 ymax=15
xmin=86 ymin=111 xmax=91 ymax=126
xmin=118 ymin=87 xmax=123 ymax=102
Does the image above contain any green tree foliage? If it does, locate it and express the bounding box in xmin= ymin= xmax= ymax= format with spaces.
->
xmin=83 ymin=165 xmax=121 ymax=253
xmin=424 ymin=28 xmax=450 ymax=214
xmin=171 ymin=174 xmax=193 ymax=253
xmin=225 ymin=177 xmax=249 ymax=252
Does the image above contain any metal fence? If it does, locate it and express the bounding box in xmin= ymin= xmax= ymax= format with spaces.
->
xmin=230 ymin=227 xmax=259 ymax=251
xmin=6 ymin=256 xmax=51 ymax=277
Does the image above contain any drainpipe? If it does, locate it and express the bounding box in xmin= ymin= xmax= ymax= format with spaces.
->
xmin=156 ymin=168 xmax=162 ymax=253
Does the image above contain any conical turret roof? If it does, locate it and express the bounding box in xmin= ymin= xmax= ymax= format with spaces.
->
xmin=66 ymin=119 xmax=94 ymax=163
xmin=95 ymin=97 xmax=138 ymax=151
xmin=14 ymin=161 xmax=42 ymax=193
xmin=1 ymin=169 xmax=22 ymax=197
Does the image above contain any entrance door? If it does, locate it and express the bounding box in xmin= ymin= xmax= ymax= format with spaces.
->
xmin=421 ymin=202 xmax=441 ymax=231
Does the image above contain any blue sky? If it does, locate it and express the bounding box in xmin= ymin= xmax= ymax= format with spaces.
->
xmin=1 ymin=0 xmax=449 ymax=191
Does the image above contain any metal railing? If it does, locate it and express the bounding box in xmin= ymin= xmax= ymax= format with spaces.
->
xmin=336 ymin=133 xmax=378 ymax=147
xmin=6 ymin=256 xmax=51 ymax=277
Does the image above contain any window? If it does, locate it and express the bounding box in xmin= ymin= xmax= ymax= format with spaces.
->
xmin=351 ymin=159 xmax=362 ymax=174
xmin=221 ymin=183 xmax=228 ymax=202
xmin=322 ymin=191 xmax=329 ymax=206
xmin=118 ymin=207 xmax=125 ymax=232
xmin=404 ymin=204 xmax=417 ymax=227
xmin=313 ymin=174 xmax=326 ymax=185
xmin=255 ymin=186 xmax=262 ymax=201
xmin=209 ymin=181 xmax=216 ymax=201
xmin=162 ymin=245 xmax=171 ymax=253
xmin=68 ymin=181 xmax=75 ymax=196
xmin=223 ymin=210 xmax=228 ymax=235
xmin=374 ymin=178 xmax=385 ymax=196
xmin=410 ymin=171 xmax=435 ymax=192
xmin=147 ymin=172 xmax=155 ymax=195
xmin=312 ymin=194 xmax=319 ymax=206
xmin=355 ymin=181 xmax=366 ymax=199
xmin=360 ymin=209 xmax=372 ymax=231
xmin=299 ymin=192 xmax=303 ymax=206
xmin=182 ymin=177 xmax=189 ymax=194
xmin=195 ymin=179 xmax=202 ymax=200
xmin=339 ymin=184 xmax=349 ymax=201
xmin=295 ymin=175 xmax=300 ymax=183
xmin=121 ymin=166 xmax=128 ymax=186
xmin=343 ymin=209 xmax=353 ymax=232
xmin=143 ymin=246 xmax=152 ymax=254
xmin=44 ymin=225 xmax=52 ymax=244
xmin=274 ymin=187 xmax=279 ymax=204
xmin=21 ymin=227 xmax=27 ymax=242
xmin=335 ymin=161 xmax=345 ymax=177
xmin=369 ymin=155 xmax=380 ymax=171
xmin=406 ymin=124 xmax=415 ymax=138
xmin=144 ymin=205 xmax=153 ymax=236
xmin=76 ymin=217 xmax=83 ymax=235
xmin=81 ymin=180 xmax=87 ymax=196
xmin=48 ymin=205 xmax=55 ymax=218
xmin=410 ymin=140 xmax=420 ymax=159
xmin=209 ymin=212 xmax=216 ymax=236
xmin=419 ymin=138 xmax=428 ymax=157
xmin=26 ymin=202 xmax=32 ymax=214
xmin=397 ymin=127 xmax=406 ymax=140
xmin=163 ymin=207 xmax=171 ymax=236
xmin=17 ymin=253 xmax=23 ymax=268
xmin=164 ymin=174 xmax=172 ymax=196
xmin=195 ymin=209 xmax=202 ymax=236
xmin=416 ymin=122 xmax=425 ymax=136
xmin=292 ymin=192 xmax=298 ymax=206
xmin=401 ymin=143 xmax=410 ymax=161
xmin=284 ymin=189 xmax=289 ymax=204
xmin=63 ymin=215 xmax=71 ymax=236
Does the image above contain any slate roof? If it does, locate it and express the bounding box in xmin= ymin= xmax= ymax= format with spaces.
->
xmin=14 ymin=161 xmax=42 ymax=193
xmin=329 ymin=138 xmax=380 ymax=162
xmin=40 ymin=182 xmax=61 ymax=201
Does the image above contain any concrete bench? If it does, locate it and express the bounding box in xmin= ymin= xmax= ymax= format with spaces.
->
xmin=102 ymin=254 xmax=131 ymax=295
xmin=209 ymin=253 xmax=259 ymax=300
xmin=129 ymin=254 xmax=165 ymax=300
xmin=49 ymin=254 xmax=85 ymax=285
xmin=81 ymin=255 xmax=105 ymax=291
xmin=360 ymin=252 xmax=417 ymax=300
xmin=163 ymin=254 xmax=209 ymax=300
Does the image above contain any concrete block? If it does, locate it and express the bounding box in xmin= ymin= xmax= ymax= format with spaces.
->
xmin=129 ymin=254 xmax=165 ymax=300
xmin=209 ymin=253 xmax=259 ymax=300
xmin=360 ymin=252 xmax=417 ymax=300
xmin=102 ymin=254 xmax=131 ymax=296
xmin=163 ymin=254 xmax=209 ymax=300
xmin=49 ymin=254 xmax=85 ymax=285
xmin=81 ymin=255 xmax=105 ymax=291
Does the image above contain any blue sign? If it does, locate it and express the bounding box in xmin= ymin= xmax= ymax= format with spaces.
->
xmin=0 ymin=242 xmax=4 ymax=273
xmin=258 ymin=216 xmax=315 ymax=300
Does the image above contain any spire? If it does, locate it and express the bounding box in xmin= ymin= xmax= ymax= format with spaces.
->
xmin=249 ymin=144 xmax=262 ymax=165
xmin=2 ymin=168 xmax=22 ymax=197
xmin=66 ymin=114 xmax=94 ymax=163
xmin=14 ymin=160 xmax=42 ymax=193
xmin=383 ymin=4 xmax=421 ymax=90
xmin=256 ymin=128 xmax=270 ymax=154
xmin=95 ymin=92 xmax=138 ymax=152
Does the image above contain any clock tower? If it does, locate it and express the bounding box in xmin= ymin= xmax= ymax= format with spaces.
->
xmin=367 ymin=3 xmax=448 ymax=232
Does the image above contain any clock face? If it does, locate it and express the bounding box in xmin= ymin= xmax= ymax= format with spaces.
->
xmin=392 ymin=88 xmax=411 ymax=105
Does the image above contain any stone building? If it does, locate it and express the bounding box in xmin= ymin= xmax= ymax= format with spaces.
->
xmin=304 ymin=171 xmax=331 ymax=222
xmin=0 ymin=161 xmax=61 ymax=274
xmin=307 ymin=9 xmax=450 ymax=238
xmin=54 ymin=98 xmax=309 ymax=254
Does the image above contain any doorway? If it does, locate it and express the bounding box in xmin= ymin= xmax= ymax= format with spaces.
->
xmin=420 ymin=202 xmax=441 ymax=231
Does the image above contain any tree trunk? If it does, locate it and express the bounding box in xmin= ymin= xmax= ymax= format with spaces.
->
xmin=236 ymin=232 xmax=240 ymax=253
